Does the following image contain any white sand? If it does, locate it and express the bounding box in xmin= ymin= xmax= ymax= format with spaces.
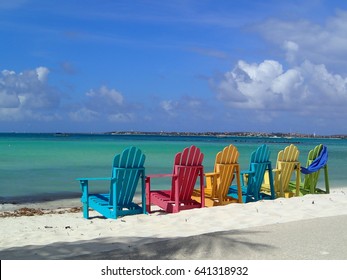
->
xmin=1 ymin=188 xmax=347 ymax=259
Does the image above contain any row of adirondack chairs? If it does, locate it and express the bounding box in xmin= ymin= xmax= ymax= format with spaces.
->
xmin=77 ymin=143 xmax=330 ymax=219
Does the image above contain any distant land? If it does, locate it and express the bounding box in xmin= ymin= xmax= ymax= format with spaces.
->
xmin=3 ymin=131 xmax=346 ymax=139
xmin=104 ymin=131 xmax=347 ymax=139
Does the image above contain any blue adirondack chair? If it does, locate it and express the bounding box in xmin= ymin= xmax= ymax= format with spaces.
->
xmin=77 ymin=146 xmax=146 ymax=219
xmin=228 ymin=144 xmax=275 ymax=202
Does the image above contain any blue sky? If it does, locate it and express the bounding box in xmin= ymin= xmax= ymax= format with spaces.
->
xmin=1 ymin=0 xmax=347 ymax=134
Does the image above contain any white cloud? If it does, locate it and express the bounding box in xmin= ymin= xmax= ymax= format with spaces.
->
xmin=300 ymin=60 xmax=347 ymax=102
xmin=271 ymin=69 xmax=303 ymax=98
xmin=214 ymin=60 xmax=284 ymax=109
xmin=160 ymin=97 xmax=202 ymax=114
xmin=73 ymin=85 xmax=139 ymax=124
xmin=0 ymin=67 xmax=61 ymax=121
xmin=0 ymin=72 xmax=140 ymax=127
xmin=256 ymin=10 xmax=347 ymax=71
xmin=211 ymin=59 xmax=347 ymax=133
xmin=0 ymin=108 xmax=21 ymax=121
xmin=213 ymin=59 xmax=347 ymax=118
xmin=160 ymin=100 xmax=178 ymax=116
xmin=283 ymin=40 xmax=299 ymax=64
xmin=86 ymin=85 xmax=123 ymax=106
xmin=212 ymin=9 xmax=347 ymax=127
xmin=83 ymin=86 xmax=125 ymax=117
xmin=36 ymin=67 xmax=50 ymax=82
xmin=69 ymin=107 xmax=99 ymax=122
xmin=238 ymin=60 xmax=283 ymax=82
xmin=108 ymin=113 xmax=134 ymax=122
xmin=0 ymin=88 xmax=20 ymax=108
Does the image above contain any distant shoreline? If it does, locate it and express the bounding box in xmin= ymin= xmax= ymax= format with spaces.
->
xmin=1 ymin=131 xmax=346 ymax=139
xmin=105 ymin=131 xmax=347 ymax=139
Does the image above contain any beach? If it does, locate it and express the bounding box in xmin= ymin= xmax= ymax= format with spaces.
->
xmin=1 ymin=188 xmax=347 ymax=260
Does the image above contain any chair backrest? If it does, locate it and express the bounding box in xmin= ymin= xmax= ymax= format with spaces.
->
xmin=214 ymin=144 xmax=239 ymax=200
xmin=274 ymin=144 xmax=300 ymax=193
xmin=247 ymin=144 xmax=271 ymax=197
xmin=110 ymin=146 xmax=146 ymax=206
xmin=302 ymin=144 xmax=325 ymax=190
xmin=170 ymin=145 xmax=204 ymax=201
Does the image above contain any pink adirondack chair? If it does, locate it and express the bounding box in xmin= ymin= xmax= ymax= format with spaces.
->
xmin=146 ymin=145 xmax=205 ymax=213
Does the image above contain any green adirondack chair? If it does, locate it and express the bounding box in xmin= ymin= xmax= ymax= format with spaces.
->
xmin=228 ymin=144 xmax=275 ymax=202
xmin=77 ymin=146 xmax=146 ymax=219
xmin=289 ymin=144 xmax=329 ymax=195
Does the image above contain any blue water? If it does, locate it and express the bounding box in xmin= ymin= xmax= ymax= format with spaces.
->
xmin=0 ymin=133 xmax=346 ymax=203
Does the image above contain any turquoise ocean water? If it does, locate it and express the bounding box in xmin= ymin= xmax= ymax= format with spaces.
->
xmin=0 ymin=133 xmax=346 ymax=203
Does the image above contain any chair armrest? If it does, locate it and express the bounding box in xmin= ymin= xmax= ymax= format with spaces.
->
xmin=145 ymin=173 xmax=173 ymax=179
xmin=204 ymin=172 xmax=219 ymax=197
xmin=240 ymin=170 xmax=255 ymax=176
xmin=204 ymin=172 xmax=218 ymax=178
xmin=76 ymin=177 xmax=111 ymax=181
xmin=239 ymin=170 xmax=254 ymax=186
xmin=145 ymin=173 xmax=174 ymax=194
xmin=77 ymin=177 xmax=112 ymax=200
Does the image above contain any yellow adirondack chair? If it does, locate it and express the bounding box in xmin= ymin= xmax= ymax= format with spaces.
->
xmin=192 ymin=144 xmax=242 ymax=206
xmin=262 ymin=144 xmax=301 ymax=198
xmin=289 ymin=144 xmax=329 ymax=195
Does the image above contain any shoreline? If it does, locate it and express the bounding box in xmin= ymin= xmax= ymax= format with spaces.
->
xmin=0 ymin=191 xmax=81 ymax=205
xmin=1 ymin=185 xmax=345 ymax=213
xmin=1 ymin=188 xmax=347 ymax=259
xmin=0 ymin=194 xmax=147 ymax=212
xmin=2 ymin=131 xmax=346 ymax=139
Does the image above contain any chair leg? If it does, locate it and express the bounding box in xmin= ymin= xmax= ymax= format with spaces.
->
xmin=146 ymin=200 xmax=151 ymax=214
xmin=145 ymin=178 xmax=151 ymax=213
xmin=141 ymin=175 xmax=147 ymax=215
xmin=80 ymin=180 xmax=89 ymax=219
xmin=82 ymin=202 xmax=89 ymax=219
xmin=324 ymin=165 xmax=330 ymax=194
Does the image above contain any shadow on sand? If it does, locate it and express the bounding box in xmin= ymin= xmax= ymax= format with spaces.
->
xmin=0 ymin=228 xmax=274 ymax=260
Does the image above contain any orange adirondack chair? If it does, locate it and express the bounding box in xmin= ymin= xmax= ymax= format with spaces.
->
xmin=192 ymin=144 xmax=242 ymax=206
xmin=145 ymin=145 xmax=205 ymax=213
